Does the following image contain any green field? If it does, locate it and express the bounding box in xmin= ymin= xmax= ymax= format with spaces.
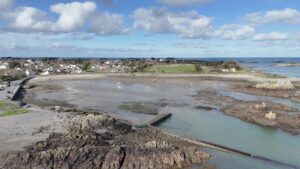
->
xmin=0 ymin=100 xmax=18 ymax=110
xmin=0 ymin=109 xmax=29 ymax=117
xmin=145 ymin=64 xmax=199 ymax=73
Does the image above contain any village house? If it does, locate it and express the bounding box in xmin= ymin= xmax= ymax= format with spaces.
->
xmin=222 ymin=68 xmax=236 ymax=73
xmin=0 ymin=62 xmax=8 ymax=70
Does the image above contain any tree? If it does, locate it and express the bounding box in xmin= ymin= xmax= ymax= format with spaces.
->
xmin=194 ymin=64 xmax=202 ymax=72
xmin=82 ymin=62 xmax=91 ymax=71
xmin=8 ymin=61 xmax=20 ymax=69
xmin=219 ymin=61 xmax=241 ymax=70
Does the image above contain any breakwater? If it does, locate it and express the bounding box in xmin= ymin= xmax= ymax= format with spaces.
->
xmin=147 ymin=112 xmax=172 ymax=126
xmin=10 ymin=76 xmax=35 ymax=101
xmin=154 ymin=126 xmax=300 ymax=169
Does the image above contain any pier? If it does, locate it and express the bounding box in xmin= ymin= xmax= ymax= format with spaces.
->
xmin=0 ymin=76 xmax=34 ymax=101
xmin=147 ymin=112 xmax=172 ymax=126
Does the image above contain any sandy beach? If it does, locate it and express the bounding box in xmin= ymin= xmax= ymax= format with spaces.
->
xmin=29 ymin=72 xmax=300 ymax=83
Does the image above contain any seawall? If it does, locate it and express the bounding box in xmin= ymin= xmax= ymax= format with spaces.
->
xmin=152 ymin=126 xmax=300 ymax=169
xmin=10 ymin=76 xmax=35 ymax=101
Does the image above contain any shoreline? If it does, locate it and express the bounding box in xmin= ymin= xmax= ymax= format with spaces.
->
xmin=0 ymin=109 xmax=215 ymax=169
xmin=29 ymin=72 xmax=300 ymax=84
xmin=26 ymin=73 xmax=300 ymax=134
xmin=1 ymin=107 xmax=298 ymax=169
xmin=2 ymin=72 xmax=300 ymax=168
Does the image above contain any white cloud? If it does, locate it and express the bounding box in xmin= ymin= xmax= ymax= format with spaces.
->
xmin=0 ymin=0 xmax=13 ymax=9
xmin=245 ymin=8 xmax=300 ymax=25
xmin=0 ymin=42 xmax=17 ymax=51
xmin=7 ymin=7 xmax=53 ymax=32
xmin=133 ymin=7 xmax=213 ymax=39
xmin=51 ymin=1 xmax=96 ymax=32
xmin=215 ymin=24 xmax=255 ymax=40
xmin=1 ymin=1 xmax=128 ymax=36
xmin=253 ymin=32 xmax=289 ymax=41
xmin=0 ymin=43 xmax=156 ymax=53
xmin=157 ymin=0 xmax=210 ymax=7
xmin=89 ymin=12 xmax=129 ymax=35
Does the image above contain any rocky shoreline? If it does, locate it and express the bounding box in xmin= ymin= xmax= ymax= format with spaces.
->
xmin=0 ymin=110 xmax=214 ymax=169
xmin=222 ymin=101 xmax=300 ymax=135
xmin=273 ymin=63 xmax=300 ymax=67
xmin=195 ymin=90 xmax=300 ymax=135
xmin=233 ymin=81 xmax=300 ymax=103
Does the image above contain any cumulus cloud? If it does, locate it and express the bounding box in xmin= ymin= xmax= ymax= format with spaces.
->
xmin=89 ymin=12 xmax=129 ymax=35
xmin=51 ymin=2 xmax=96 ymax=32
xmin=1 ymin=1 xmax=128 ymax=36
xmin=0 ymin=0 xmax=13 ymax=9
xmin=7 ymin=7 xmax=53 ymax=32
xmin=253 ymin=32 xmax=289 ymax=41
xmin=244 ymin=8 xmax=300 ymax=25
xmin=157 ymin=0 xmax=210 ymax=7
xmin=133 ymin=7 xmax=213 ymax=39
xmin=215 ymin=24 xmax=255 ymax=40
xmin=0 ymin=43 xmax=156 ymax=53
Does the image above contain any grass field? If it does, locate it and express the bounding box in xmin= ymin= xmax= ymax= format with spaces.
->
xmin=145 ymin=64 xmax=199 ymax=73
xmin=0 ymin=109 xmax=29 ymax=117
xmin=0 ymin=100 xmax=18 ymax=110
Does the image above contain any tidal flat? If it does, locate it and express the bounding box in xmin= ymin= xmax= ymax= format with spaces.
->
xmin=17 ymin=73 xmax=300 ymax=169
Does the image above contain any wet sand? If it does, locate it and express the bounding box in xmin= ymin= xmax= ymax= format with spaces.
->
xmin=24 ymin=73 xmax=300 ymax=134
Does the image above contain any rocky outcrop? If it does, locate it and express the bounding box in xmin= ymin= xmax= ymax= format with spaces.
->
xmin=233 ymin=83 xmax=300 ymax=103
xmin=0 ymin=111 xmax=213 ymax=169
xmin=194 ymin=90 xmax=300 ymax=135
xmin=254 ymin=80 xmax=295 ymax=90
xmin=222 ymin=101 xmax=300 ymax=135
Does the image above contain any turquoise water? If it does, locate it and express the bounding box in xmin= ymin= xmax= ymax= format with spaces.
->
xmin=158 ymin=106 xmax=300 ymax=169
xmin=206 ymin=149 xmax=293 ymax=169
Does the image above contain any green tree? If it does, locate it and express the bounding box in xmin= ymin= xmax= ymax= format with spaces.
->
xmin=8 ymin=61 xmax=20 ymax=69
xmin=82 ymin=62 xmax=91 ymax=71
xmin=194 ymin=64 xmax=202 ymax=72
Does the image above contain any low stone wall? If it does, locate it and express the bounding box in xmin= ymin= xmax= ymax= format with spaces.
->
xmin=10 ymin=76 xmax=35 ymax=101
xmin=147 ymin=112 xmax=172 ymax=126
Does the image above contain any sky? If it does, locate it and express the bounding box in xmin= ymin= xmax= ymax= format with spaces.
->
xmin=0 ymin=0 xmax=300 ymax=58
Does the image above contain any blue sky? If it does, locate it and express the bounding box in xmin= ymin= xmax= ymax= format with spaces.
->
xmin=0 ymin=0 xmax=300 ymax=58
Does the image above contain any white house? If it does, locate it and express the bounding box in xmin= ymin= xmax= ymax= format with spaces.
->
xmin=40 ymin=70 xmax=50 ymax=76
xmin=25 ymin=69 xmax=31 ymax=76
xmin=0 ymin=62 xmax=8 ymax=70
xmin=222 ymin=68 xmax=236 ymax=73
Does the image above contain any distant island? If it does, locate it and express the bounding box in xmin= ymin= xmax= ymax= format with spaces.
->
xmin=273 ymin=63 xmax=300 ymax=67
